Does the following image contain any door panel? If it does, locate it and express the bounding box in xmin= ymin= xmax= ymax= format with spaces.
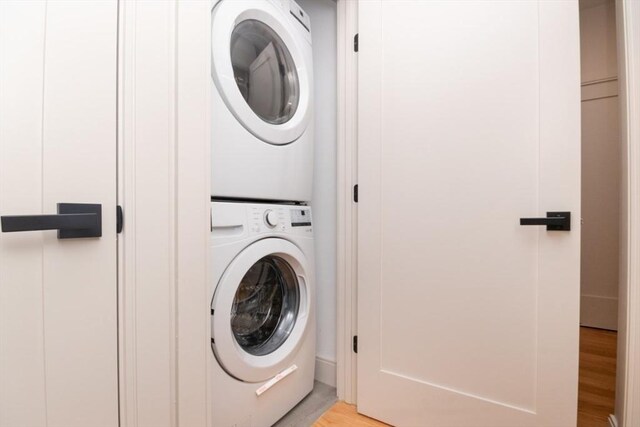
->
xmin=0 ymin=1 xmax=119 ymax=426
xmin=0 ymin=3 xmax=48 ymax=425
xmin=357 ymin=1 xmax=581 ymax=426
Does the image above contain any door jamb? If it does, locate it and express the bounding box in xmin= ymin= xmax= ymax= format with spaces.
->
xmin=615 ymin=1 xmax=640 ymax=425
xmin=335 ymin=0 xmax=358 ymax=404
xmin=117 ymin=2 xmax=212 ymax=426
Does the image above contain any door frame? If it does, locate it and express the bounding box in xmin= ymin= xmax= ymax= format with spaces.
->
xmin=335 ymin=1 xmax=640 ymax=424
xmin=117 ymin=1 xmax=212 ymax=426
xmin=335 ymin=0 xmax=358 ymax=404
xmin=614 ymin=1 xmax=640 ymax=425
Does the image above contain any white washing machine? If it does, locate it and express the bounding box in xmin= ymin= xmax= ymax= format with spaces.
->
xmin=210 ymin=201 xmax=315 ymax=426
xmin=211 ymin=0 xmax=314 ymax=202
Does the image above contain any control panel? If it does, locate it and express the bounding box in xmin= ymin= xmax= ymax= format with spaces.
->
xmin=247 ymin=204 xmax=312 ymax=236
xmin=211 ymin=202 xmax=312 ymax=239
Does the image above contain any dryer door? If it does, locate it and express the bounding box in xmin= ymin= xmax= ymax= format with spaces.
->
xmin=211 ymin=238 xmax=312 ymax=383
xmin=211 ymin=0 xmax=312 ymax=145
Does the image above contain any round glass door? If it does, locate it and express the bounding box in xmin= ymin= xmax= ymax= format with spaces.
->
xmin=231 ymin=255 xmax=300 ymax=356
xmin=230 ymin=19 xmax=300 ymax=125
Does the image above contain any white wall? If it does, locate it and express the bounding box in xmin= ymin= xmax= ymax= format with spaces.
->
xmin=296 ymin=0 xmax=338 ymax=386
xmin=579 ymin=0 xmax=620 ymax=330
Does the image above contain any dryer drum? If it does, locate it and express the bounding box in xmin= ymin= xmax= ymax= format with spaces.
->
xmin=230 ymin=255 xmax=300 ymax=356
xmin=230 ymin=19 xmax=300 ymax=125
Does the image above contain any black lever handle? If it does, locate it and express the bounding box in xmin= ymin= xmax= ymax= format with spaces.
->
xmin=520 ymin=211 xmax=571 ymax=231
xmin=1 ymin=203 xmax=102 ymax=239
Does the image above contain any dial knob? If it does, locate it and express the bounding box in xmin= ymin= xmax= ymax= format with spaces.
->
xmin=264 ymin=210 xmax=279 ymax=227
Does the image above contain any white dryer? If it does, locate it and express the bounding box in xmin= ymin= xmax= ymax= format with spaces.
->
xmin=211 ymin=0 xmax=314 ymax=202
xmin=210 ymin=201 xmax=315 ymax=426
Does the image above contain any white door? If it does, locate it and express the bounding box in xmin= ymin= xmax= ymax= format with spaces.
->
xmin=0 ymin=2 xmax=118 ymax=426
xmin=357 ymin=1 xmax=581 ymax=426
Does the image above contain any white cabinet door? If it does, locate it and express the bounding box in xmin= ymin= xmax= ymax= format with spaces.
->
xmin=0 ymin=1 xmax=118 ymax=426
xmin=357 ymin=1 xmax=581 ymax=426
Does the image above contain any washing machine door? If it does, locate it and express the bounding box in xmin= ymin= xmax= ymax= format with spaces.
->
xmin=211 ymin=0 xmax=312 ymax=145
xmin=211 ymin=238 xmax=312 ymax=383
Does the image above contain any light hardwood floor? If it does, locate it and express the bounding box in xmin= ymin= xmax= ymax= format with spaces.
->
xmin=314 ymin=327 xmax=616 ymax=427
xmin=313 ymin=401 xmax=389 ymax=427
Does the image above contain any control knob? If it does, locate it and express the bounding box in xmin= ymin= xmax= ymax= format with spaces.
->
xmin=264 ymin=210 xmax=279 ymax=227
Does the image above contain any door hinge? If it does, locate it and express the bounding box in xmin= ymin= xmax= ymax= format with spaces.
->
xmin=116 ymin=205 xmax=124 ymax=234
xmin=353 ymin=335 xmax=358 ymax=353
xmin=353 ymin=184 xmax=358 ymax=203
xmin=354 ymin=33 xmax=359 ymax=52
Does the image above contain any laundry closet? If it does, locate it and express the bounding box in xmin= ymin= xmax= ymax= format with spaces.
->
xmin=209 ymin=0 xmax=339 ymax=425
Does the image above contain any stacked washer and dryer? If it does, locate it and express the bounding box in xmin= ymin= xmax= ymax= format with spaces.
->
xmin=210 ymin=0 xmax=316 ymax=426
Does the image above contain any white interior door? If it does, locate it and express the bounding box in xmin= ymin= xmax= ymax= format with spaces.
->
xmin=357 ymin=1 xmax=581 ymax=426
xmin=0 ymin=1 xmax=118 ymax=426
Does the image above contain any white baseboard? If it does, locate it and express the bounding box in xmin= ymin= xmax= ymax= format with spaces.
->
xmin=608 ymin=414 xmax=618 ymax=427
xmin=580 ymin=294 xmax=618 ymax=330
xmin=315 ymin=356 xmax=337 ymax=388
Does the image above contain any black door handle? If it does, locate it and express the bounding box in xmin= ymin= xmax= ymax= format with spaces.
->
xmin=1 ymin=203 xmax=102 ymax=239
xmin=520 ymin=211 xmax=571 ymax=231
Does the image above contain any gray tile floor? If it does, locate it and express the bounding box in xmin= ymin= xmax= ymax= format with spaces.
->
xmin=272 ymin=381 xmax=337 ymax=427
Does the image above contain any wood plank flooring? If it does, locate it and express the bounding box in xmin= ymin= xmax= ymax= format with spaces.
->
xmin=314 ymin=327 xmax=616 ymax=427
xmin=578 ymin=327 xmax=617 ymax=427
xmin=313 ymin=401 xmax=389 ymax=427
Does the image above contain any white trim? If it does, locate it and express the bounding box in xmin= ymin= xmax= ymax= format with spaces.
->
xmin=581 ymin=78 xmax=618 ymax=101
xmin=581 ymin=76 xmax=618 ymax=87
xmin=608 ymin=414 xmax=619 ymax=427
xmin=118 ymin=2 xmax=211 ymax=426
xmin=335 ymin=0 xmax=358 ymax=404
xmin=118 ymin=2 xmax=180 ymax=425
xmin=315 ymin=357 xmax=337 ymax=388
xmin=117 ymin=2 xmax=143 ymax=424
xmin=616 ymin=1 xmax=640 ymax=425
xmin=175 ymin=2 xmax=212 ymax=426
